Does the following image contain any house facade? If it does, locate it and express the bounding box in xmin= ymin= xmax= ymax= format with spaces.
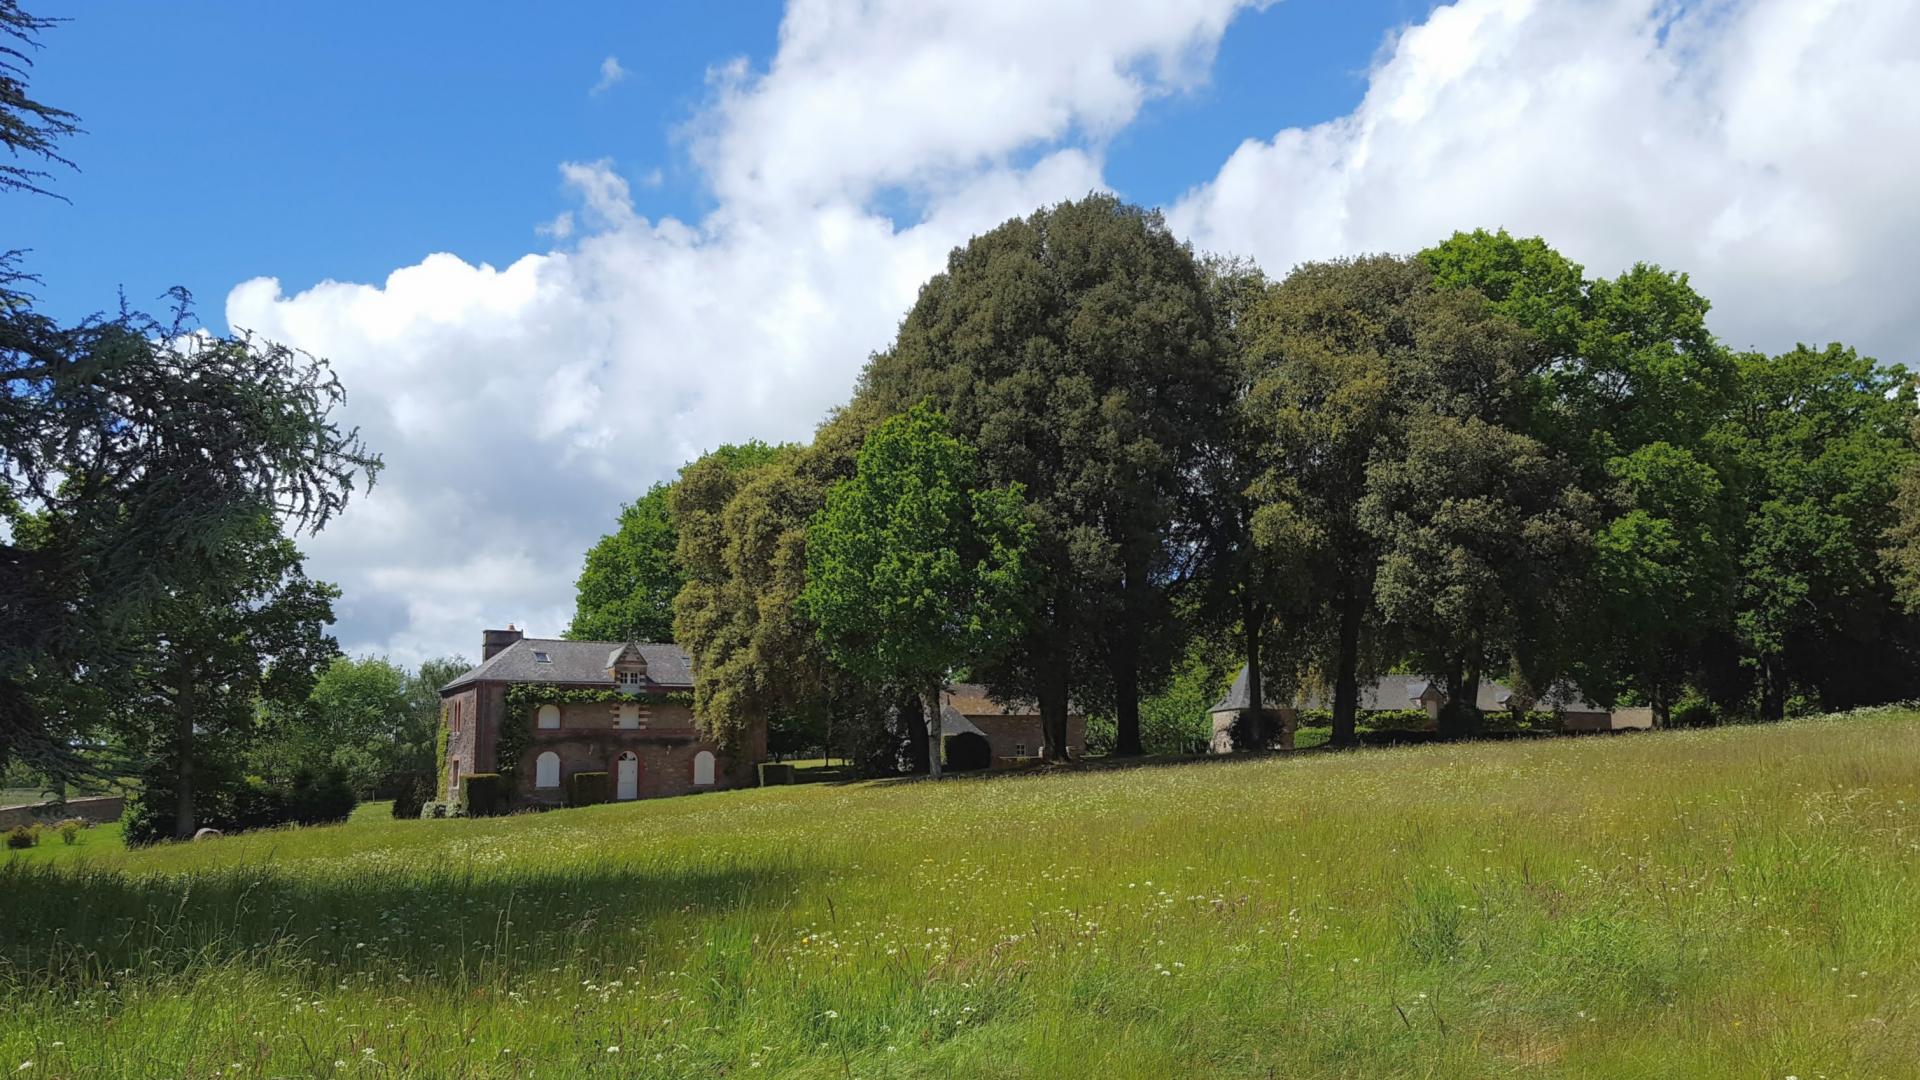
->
xmin=939 ymin=683 xmax=1087 ymax=768
xmin=440 ymin=628 xmax=759 ymax=806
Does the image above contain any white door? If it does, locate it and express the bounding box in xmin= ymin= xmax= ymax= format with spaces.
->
xmin=616 ymin=753 xmax=639 ymax=800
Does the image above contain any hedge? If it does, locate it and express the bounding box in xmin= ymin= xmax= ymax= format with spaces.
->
xmin=122 ymin=765 xmax=357 ymax=847
xmin=461 ymin=773 xmax=506 ymax=817
xmin=568 ymin=771 xmax=609 ymax=807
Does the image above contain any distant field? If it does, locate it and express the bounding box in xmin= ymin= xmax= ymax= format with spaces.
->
xmin=5 ymin=711 xmax=1920 ymax=1078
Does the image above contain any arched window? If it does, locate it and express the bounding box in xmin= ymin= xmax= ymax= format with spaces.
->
xmin=693 ymin=750 xmax=716 ymax=786
xmin=535 ymin=751 xmax=560 ymax=789
xmin=537 ymin=704 xmax=560 ymax=730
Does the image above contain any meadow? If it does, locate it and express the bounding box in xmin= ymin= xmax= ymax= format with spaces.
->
xmin=4 ymin=711 xmax=1920 ymax=1078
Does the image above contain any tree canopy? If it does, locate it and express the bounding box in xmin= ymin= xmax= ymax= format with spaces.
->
xmin=803 ymin=404 xmax=1033 ymax=775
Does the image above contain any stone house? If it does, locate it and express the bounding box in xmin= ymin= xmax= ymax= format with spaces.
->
xmin=440 ymin=628 xmax=758 ymax=807
xmin=938 ymin=682 xmax=1087 ymax=768
xmin=1208 ymin=667 xmax=1622 ymax=751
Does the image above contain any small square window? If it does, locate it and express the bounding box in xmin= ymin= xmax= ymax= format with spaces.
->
xmin=533 ymin=651 xmax=551 ymax=663
xmin=1012 ymin=742 xmax=1026 ymax=757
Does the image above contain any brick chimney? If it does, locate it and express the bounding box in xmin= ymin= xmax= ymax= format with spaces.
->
xmin=482 ymin=624 xmax=524 ymax=661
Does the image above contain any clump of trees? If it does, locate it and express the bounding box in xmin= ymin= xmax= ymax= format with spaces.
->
xmin=573 ymin=199 xmax=1920 ymax=769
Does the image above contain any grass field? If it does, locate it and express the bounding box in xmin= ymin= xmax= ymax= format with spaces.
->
xmin=5 ymin=710 xmax=1920 ymax=1078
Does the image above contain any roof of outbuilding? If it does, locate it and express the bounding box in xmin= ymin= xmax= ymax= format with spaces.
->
xmin=939 ymin=702 xmax=989 ymax=739
xmin=944 ymin=682 xmax=1033 ymax=717
xmin=943 ymin=682 xmax=1084 ymax=719
xmin=440 ymin=638 xmax=694 ymax=693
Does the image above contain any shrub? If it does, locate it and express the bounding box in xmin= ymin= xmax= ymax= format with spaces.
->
xmin=391 ymin=773 xmax=432 ymax=820
xmin=1671 ymin=697 xmax=1719 ymax=729
xmin=123 ymin=764 xmax=356 ymax=846
xmin=568 ymin=771 xmax=609 ymax=807
xmin=56 ymin=819 xmax=83 ymax=845
xmin=462 ymin=773 xmax=506 ymax=817
xmin=1361 ymin=709 xmax=1438 ymax=732
xmin=227 ymin=776 xmax=291 ymax=831
xmin=5 ymin=824 xmax=38 ymax=849
xmin=1081 ymin=716 xmax=1115 ymax=756
xmin=287 ymin=767 xmax=357 ymax=826
xmin=122 ymin=784 xmax=183 ymax=846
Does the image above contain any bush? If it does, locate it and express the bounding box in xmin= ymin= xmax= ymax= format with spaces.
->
xmin=1483 ymin=710 xmax=1560 ymax=734
xmin=287 ymin=767 xmax=357 ymax=826
xmin=461 ymin=773 xmax=506 ymax=817
xmin=56 ymin=819 xmax=83 ymax=845
xmin=391 ymin=774 xmax=432 ymax=820
xmin=1671 ymin=697 xmax=1719 ymax=729
xmin=123 ymin=763 xmax=357 ymax=846
xmin=1361 ymin=709 xmax=1438 ymax=732
xmin=5 ymin=824 xmax=38 ymax=849
xmin=568 ymin=771 xmax=609 ymax=807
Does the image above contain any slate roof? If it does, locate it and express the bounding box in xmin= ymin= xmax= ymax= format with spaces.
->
xmin=939 ymin=702 xmax=989 ymax=739
xmin=1209 ymin=666 xmax=1603 ymax=714
xmin=943 ymin=682 xmax=1084 ymax=719
xmin=440 ymin=638 xmax=694 ymax=692
xmin=945 ymin=682 xmax=1034 ymax=717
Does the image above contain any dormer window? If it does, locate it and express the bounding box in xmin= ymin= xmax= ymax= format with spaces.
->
xmin=605 ymin=643 xmax=650 ymax=691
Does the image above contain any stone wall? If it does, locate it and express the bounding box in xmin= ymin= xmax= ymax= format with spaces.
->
xmin=967 ymin=713 xmax=1089 ymax=764
xmin=0 ymin=795 xmax=125 ymax=830
xmin=442 ymin=686 xmax=481 ymax=801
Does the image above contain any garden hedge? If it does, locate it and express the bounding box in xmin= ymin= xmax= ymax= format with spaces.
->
xmin=568 ymin=771 xmax=609 ymax=807
xmin=461 ymin=773 xmax=505 ymax=817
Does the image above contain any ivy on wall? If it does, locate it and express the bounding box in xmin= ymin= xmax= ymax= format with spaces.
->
xmin=494 ymin=684 xmax=697 ymax=781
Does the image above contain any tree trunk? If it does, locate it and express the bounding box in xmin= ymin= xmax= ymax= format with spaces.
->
xmin=1331 ymin=584 xmax=1363 ymax=748
xmin=1238 ymin=594 xmax=1265 ymax=752
xmin=1440 ymin=660 xmax=1484 ymax=740
xmin=1037 ymin=664 xmax=1070 ymax=761
xmin=1650 ymin=683 xmax=1671 ymax=729
xmin=1112 ymin=644 xmax=1142 ymax=757
xmin=1759 ymin=658 xmax=1786 ymax=722
xmin=172 ymin=674 xmax=197 ymax=841
xmin=900 ymin=693 xmax=930 ymax=774
xmin=923 ymin=681 xmax=944 ymax=779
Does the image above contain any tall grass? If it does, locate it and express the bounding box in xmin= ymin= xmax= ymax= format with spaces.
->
xmin=5 ymin=709 xmax=1920 ymax=1077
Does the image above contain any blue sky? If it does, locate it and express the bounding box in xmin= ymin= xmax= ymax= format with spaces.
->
xmin=21 ymin=1 xmax=1431 ymax=326
xmin=16 ymin=0 xmax=1916 ymax=663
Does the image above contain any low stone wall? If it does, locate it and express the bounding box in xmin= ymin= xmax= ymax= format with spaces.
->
xmin=0 ymin=794 xmax=125 ymax=830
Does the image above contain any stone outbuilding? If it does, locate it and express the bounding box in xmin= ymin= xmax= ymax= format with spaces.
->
xmin=940 ymin=683 xmax=1087 ymax=767
xmin=1206 ymin=666 xmax=1296 ymax=753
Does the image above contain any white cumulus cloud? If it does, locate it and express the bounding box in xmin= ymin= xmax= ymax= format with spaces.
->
xmin=230 ymin=0 xmax=1920 ymax=664
xmin=228 ymin=0 xmax=1258 ymax=664
xmin=1169 ymin=0 xmax=1920 ymax=362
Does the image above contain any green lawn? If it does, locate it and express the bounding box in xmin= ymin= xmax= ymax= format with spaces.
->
xmin=5 ymin=710 xmax=1920 ymax=1077
xmin=1 ymin=819 xmax=124 ymax=865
